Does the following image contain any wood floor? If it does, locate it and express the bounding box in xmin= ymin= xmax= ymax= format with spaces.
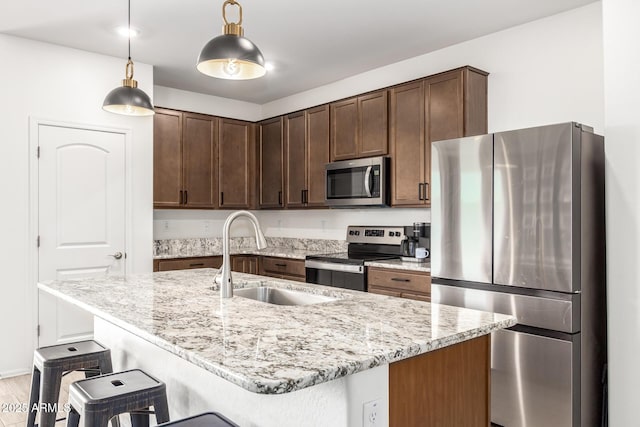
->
xmin=0 ymin=371 xmax=84 ymax=427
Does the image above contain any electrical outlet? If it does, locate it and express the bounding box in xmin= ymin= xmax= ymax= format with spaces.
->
xmin=363 ymin=399 xmax=381 ymax=427
xmin=163 ymin=220 xmax=169 ymax=231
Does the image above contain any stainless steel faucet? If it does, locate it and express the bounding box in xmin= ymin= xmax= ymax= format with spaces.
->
xmin=216 ymin=210 xmax=267 ymax=298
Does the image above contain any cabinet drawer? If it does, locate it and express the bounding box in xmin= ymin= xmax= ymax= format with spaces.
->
xmin=367 ymin=267 xmax=430 ymax=294
xmin=157 ymin=256 xmax=222 ymax=272
xmin=261 ymin=257 xmax=306 ymax=277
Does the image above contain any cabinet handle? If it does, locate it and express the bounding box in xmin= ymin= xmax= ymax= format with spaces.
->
xmin=391 ymin=277 xmax=411 ymax=282
xmin=220 ymin=192 xmax=224 ymax=205
xmin=189 ymin=263 xmax=205 ymax=267
xmin=275 ymin=263 xmax=287 ymax=267
xmin=179 ymin=190 xmax=184 ymax=205
xmin=418 ymin=183 xmax=425 ymax=200
xmin=184 ymin=190 xmax=188 ymax=205
xmin=278 ymin=191 xmax=282 ymax=206
xmin=424 ymin=182 xmax=429 ymax=201
xmin=301 ymin=190 xmax=305 ymax=204
xmin=304 ymin=189 xmax=309 ymax=204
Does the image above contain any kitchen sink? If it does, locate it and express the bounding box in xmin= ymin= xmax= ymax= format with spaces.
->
xmin=234 ymin=287 xmax=337 ymax=306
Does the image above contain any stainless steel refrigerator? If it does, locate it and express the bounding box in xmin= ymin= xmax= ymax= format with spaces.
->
xmin=430 ymin=122 xmax=606 ymax=427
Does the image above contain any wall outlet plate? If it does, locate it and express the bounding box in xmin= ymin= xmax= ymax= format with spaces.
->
xmin=363 ymin=399 xmax=381 ymax=427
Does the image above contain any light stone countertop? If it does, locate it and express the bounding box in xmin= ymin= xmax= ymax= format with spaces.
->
xmin=365 ymin=259 xmax=431 ymax=273
xmin=153 ymin=248 xmax=316 ymax=260
xmin=38 ymin=269 xmax=515 ymax=395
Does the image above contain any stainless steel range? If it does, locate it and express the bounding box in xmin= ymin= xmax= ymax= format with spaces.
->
xmin=305 ymin=225 xmax=405 ymax=291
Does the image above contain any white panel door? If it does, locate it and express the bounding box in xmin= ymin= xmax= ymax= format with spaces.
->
xmin=38 ymin=124 xmax=126 ymax=347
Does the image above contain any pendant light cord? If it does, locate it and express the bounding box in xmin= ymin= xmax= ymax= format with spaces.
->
xmin=127 ymin=0 xmax=131 ymax=61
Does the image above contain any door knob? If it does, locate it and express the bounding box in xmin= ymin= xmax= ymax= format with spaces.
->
xmin=109 ymin=251 xmax=123 ymax=260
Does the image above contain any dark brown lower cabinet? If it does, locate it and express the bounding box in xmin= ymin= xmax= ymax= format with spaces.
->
xmin=259 ymin=256 xmax=306 ymax=282
xmin=231 ymin=255 xmax=259 ymax=274
xmin=367 ymin=267 xmax=431 ymax=301
xmin=153 ymin=256 xmax=222 ymax=272
xmin=389 ymin=335 xmax=490 ymax=427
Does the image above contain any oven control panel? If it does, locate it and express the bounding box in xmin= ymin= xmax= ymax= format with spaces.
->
xmin=346 ymin=226 xmax=405 ymax=245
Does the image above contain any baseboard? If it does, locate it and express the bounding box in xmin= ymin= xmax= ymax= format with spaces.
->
xmin=0 ymin=367 xmax=31 ymax=379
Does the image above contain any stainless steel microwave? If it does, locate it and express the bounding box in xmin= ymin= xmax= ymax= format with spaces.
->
xmin=325 ymin=156 xmax=390 ymax=207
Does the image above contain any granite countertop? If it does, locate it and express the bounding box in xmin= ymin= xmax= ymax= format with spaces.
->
xmin=38 ymin=269 xmax=515 ymax=395
xmin=365 ymin=259 xmax=431 ymax=273
xmin=153 ymin=248 xmax=317 ymax=260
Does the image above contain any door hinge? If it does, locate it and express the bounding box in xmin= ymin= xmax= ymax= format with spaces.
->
xmin=37 ymin=146 xmax=40 ymax=158
xmin=37 ymin=325 xmax=40 ymax=337
xmin=37 ymin=235 xmax=40 ymax=247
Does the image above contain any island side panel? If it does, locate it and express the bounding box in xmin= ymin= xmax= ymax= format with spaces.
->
xmin=94 ymin=317 xmax=390 ymax=427
xmin=389 ymin=335 xmax=490 ymax=427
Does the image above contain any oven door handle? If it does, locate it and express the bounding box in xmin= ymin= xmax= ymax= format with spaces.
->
xmin=304 ymin=260 xmax=364 ymax=274
xmin=364 ymin=166 xmax=372 ymax=198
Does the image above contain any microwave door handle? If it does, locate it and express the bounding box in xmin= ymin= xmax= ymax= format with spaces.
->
xmin=364 ymin=166 xmax=372 ymax=197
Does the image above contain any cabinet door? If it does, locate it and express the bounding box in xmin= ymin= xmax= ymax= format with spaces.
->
xmin=259 ymin=117 xmax=284 ymax=208
xmin=232 ymin=255 xmax=259 ymax=274
xmin=306 ymin=105 xmax=330 ymax=207
xmin=390 ymin=81 xmax=426 ymax=206
xmin=330 ymin=97 xmax=358 ymax=161
xmin=425 ymin=70 xmax=464 ymax=204
xmin=182 ymin=113 xmax=218 ymax=209
xmin=154 ymin=108 xmax=183 ymax=207
xmin=218 ymin=119 xmax=254 ymax=209
xmin=285 ymin=111 xmax=306 ymax=207
xmin=359 ymin=90 xmax=388 ymax=158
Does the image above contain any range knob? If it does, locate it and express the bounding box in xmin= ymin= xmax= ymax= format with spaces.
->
xmin=349 ymin=230 xmax=355 ymax=236
xmin=388 ymin=231 xmax=394 ymax=237
xmin=355 ymin=231 xmax=360 ymax=236
xmin=394 ymin=232 xmax=401 ymax=237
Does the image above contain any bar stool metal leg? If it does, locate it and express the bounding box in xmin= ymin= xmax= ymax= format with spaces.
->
xmin=38 ymin=366 xmax=64 ymax=427
xmin=26 ymin=366 xmax=41 ymax=427
xmin=130 ymin=408 xmax=150 ymax=427
xmin=153 ymin=394 xmax=170 ymax=424
xmin=66 ymin=406 xmax=80 ymax=427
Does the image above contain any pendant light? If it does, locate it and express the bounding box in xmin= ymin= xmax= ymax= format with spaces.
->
xmin=103 ymin=0 xmax=154 ymax=116
xmin=197 ymin=0 xmax=266 ymax=80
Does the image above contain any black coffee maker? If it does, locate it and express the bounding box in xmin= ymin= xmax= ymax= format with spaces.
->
xmin=401 ymin=222 xmax=430 ymax=260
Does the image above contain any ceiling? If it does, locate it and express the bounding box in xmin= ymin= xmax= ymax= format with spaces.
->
xmin=0 ymin=0 xmax=596 ymax=104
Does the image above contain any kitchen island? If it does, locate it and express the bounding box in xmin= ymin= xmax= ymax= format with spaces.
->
xmin=39 ymin=269 xmax=515 ymax=427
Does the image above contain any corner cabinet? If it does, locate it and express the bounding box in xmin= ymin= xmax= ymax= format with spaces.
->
xmin=218 ymin=118 xmax=256 ymax=209
xmin=154 ymin=108 xmax=218 ymax=209
xmin=330 ymin=90 xmax=388 ymax=161
xmin=390 ymin=66 xmax=488 ymax=206
xmin=284 ymin=105 xmax=330 ymax=208
xmin=258 ymin=117 xmax=284 ymax=208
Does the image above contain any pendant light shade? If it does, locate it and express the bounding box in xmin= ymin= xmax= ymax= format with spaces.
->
xmin=197 ymin=0 xmax=266 ymax=80
xmin=103 ymin=0 xmax=154 ymax=116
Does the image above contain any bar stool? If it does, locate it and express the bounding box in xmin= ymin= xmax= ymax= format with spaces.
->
xmin=158 ymin=412 xmax=239 ymax=426
xmin=66 ymin=369 xmax=170 ymax=427
xmin=27 ymin=340 xmax=115 ymax=427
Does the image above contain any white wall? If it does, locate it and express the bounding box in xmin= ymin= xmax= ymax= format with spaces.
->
xmin=0 ymin=34 xmax=154 ymax=375
xmin=154 ymin=86 xmax=262 ymax=122
xmin=263 ymin=3 xmax=604 ymax=134
xmin=602 ymin=0 xmax=640 ymax=424
xmin=155 ymin=3 xmax=604 ymax=242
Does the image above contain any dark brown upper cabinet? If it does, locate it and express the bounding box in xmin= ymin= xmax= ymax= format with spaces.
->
xmin=218 ymin=118 xmax=256 ymax=209
xmin=330 ymin=90 xmax=388 ymax=161
xmin=284 ymin=105 xmax=330 ymax=208
xmin=153 ymin=108 xmax=217 ymax=209
xmin=390 ymin=66 xmax=488 ymax=207
xmin=258 ymin=117 xmax=284 ymax=208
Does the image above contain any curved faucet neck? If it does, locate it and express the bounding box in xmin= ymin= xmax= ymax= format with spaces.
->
xmin=219 ymin=211 xmax=267 ymax=298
